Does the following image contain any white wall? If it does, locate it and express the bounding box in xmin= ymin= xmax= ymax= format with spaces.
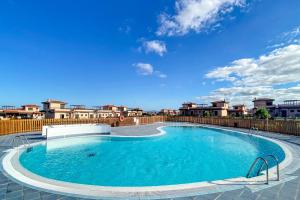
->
xmin=42 ymin=124 xmax=111 ymax=139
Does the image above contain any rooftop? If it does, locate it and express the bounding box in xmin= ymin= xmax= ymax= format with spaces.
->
xmin=253 ymin=98 xmax=275 ymax=102
xmin=182 ymin=102 xmax=197 ymax=105
xmin=70 ymin=105 xmax=86 ymax=109
xmin=102 ymin=105 xmax=117 ymax=107
xmin=232 ymin=104 xmax=245 ymax=107
xmin=42 ymin=99 xmax=67 ymax=104
xmin=22 ymin=104 xmax=40 ymax=108
xmin=211 ymin=100 xmax=229 ymax=103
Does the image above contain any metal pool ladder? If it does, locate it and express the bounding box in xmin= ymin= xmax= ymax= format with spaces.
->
xmin=246 ymin=155 xmax=280 ymax=184
xmin=249 ymin=127 xmax=259 ymax=135
xmin=11 ymin=135 xmax=31 ymax=149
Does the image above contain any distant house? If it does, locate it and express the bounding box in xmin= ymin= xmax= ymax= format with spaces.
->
xmin=42 ymin=99 xmax=70 ymax=119
xmin=252 ymin=98 xmax=300 ymax=118
xmin=100 ymin=105 xmax=123 ymax=117
xmin=101 ymin=105 xmax=118 ymax=112
xmin=0 ymin=105 xmax=43 ymax=119
xmin=96 ymin=109 xmax=118 ymax=118
xmin=124 ymin=108 xmax=144 ymax=117
xmin=117 ymin=106 xmax=128 ymax=112
xmin=159 ymin=109 xmax=179 ymax=116
xmin=276 ymin=100 xmax=300 ymax=118
xmin=41 ymin=99 xmax=136 ymax=119
xmin=179 ymin=100 xmax=229 ymax=117
xmin=69 ymin=105 xmax=96 ymax=119
xmin=228 ymin=104 xmax=248 ymax=117
xmin=179 ymin=102 xmax=205 ymax=116
xmin=252 ymin=98 xmax=276 ymax=116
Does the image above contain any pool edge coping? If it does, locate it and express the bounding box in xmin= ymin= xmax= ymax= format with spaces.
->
xmin=0 ymin=123 xmax=295 ymax=199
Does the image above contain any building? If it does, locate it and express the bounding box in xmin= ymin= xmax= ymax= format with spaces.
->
xmin=0 ymin=105 xmax=43 ymax=119
xmin=159 ymin=109 xmax=179 ymax=116
xmin=1 ymin=98 xmax=146 ymax=119
xmin=95 ymin=108 xmax=121 ymax=118
xmin=124 ymin=108 xmax=144 ymax=117
xmin=252 ymin=98 xmax=300 ymax=118
xmin=228 ymin=104 xmax=248 ymax=117
xmin=100 ymin=105 xmax=123 ymax=117
xmin=101 ymin=105 xmax=118 ymax=112
xmin=179 ymin=100 xmax=229 ymax=117
xmin=117 ymin=106 xmax=128 ymax=112
xmin=41 ymin=99 xmax=137 ymax=119
xmin=69 ymin=105 xmax=96 ymax=119
xmin=252 ymin=98 xmax=276 ymax=117
xmin=42 ymin=99 xmax=70 ymax=119
xmin=276 ymin=100 xmax=300 ymax=118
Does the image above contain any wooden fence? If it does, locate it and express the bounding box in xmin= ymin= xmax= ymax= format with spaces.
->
xmin=0 ymin=116 xmax=167 ymax=136
xmin=1 ymin=116 xmax=300 ymax=136
xmin=166 ymin=116 xmax=300 ymax=136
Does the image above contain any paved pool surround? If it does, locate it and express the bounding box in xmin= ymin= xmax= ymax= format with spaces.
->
xmin=1 ymin=122 xmax=300 ymax=200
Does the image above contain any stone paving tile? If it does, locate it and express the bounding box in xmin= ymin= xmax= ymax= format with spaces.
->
xmin=255 ymin=183 xmax=283 ymax=200
xmin=5 ymin=190 xmax=23 ymax=199
xmin=237 ymin=188 xmax=258 ymax=200
xmin=57 ymin=196 xmax=80 ymax=200
xmin=5 ymin=197 xmax=23 ymax=200
xmin=0 ymin=177 xmax=8 ymax=185
xmin=23 ymin=189 xmax=41 ymax=200
xmin=0 ymin=183 xmax=8 ymax=190
xmin=217 ymin=188 xmax=245 ymax=200
xmin=6 ymin=183 xmax=23 ymax=193
xmin=194 ymin=193 xmax=222 ymax=200
xmin=41 ymin=193 xmax=62 ymax=200
xmin=169 ymin=196 xmax=194 ymax=200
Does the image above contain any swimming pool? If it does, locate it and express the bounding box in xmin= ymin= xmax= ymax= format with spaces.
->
xmin=18 ymin=126 xmax=285 ymax=187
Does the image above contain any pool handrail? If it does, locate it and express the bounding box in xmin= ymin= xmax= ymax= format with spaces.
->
xmin=12 ymin=135 xmax=30 ymax=148
xmin=247 ymin=157 xmax=269 ymax=184
xmin=264 ymin=154 xmax=280 ymax=181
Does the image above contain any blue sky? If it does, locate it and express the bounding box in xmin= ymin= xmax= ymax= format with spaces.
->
xmin=0 ymin=0 xmax=300 ymax=110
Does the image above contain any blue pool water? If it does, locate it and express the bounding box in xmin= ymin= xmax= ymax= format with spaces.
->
xmin=20 ymin=126 xmax=285 ymax=186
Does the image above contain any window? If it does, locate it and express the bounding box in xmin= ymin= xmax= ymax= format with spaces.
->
xmin=266 ymin=102 xmax=273 ymax=106
xmin=290 ymin=110 xmax=295 ymax=113
xmin=28 ymin=108 xmax=33 ymax=111
xmin=297 ymin=110 xmax=300 ymax=112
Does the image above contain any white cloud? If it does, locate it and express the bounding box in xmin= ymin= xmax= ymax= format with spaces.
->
xmin=199 ymin=44 xmax=300 ymax=106
xmin=133 ymin=63 xmax=167 ymax=78
xmin=268 ymin=26 xmax=300 ymax=49
xmin=157 ymin=0 xmax=245 ymax=36
xmin=133 ymin=63 xmax=154 ymax=75
xmin=206 ymin=45 xmax=300 ymax=86
xmin=142 ymin=40 xmax=167 ymax=56
xmin=155 ymin=71 xmax=168 ymax=78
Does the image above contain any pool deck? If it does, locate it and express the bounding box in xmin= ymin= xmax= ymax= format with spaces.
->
xmin=1 ymin=122 xmax=300 ymax=200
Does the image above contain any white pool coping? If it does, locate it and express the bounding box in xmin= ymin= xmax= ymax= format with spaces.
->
xmin=1 ymin=124 xmax=294 ymax=199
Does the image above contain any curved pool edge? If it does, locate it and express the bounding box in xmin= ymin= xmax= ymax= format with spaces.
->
xmin=0 ymin=124 xmax=295 ymax=199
